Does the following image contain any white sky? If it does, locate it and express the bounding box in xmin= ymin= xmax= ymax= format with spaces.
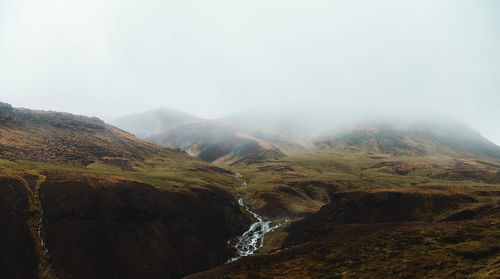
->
xmin=0 ymin=0 xmax=499 ymax=144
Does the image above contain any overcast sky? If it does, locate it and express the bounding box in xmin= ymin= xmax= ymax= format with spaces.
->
xmin=0 ymin=0 xmax=499 ymax=144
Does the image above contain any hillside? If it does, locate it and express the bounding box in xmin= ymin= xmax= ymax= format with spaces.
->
xmin=0 ymin=102 xmax=199 ymax=170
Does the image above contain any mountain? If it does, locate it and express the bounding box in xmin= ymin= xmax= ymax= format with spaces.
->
xmin=110 ymin=108 xmax=308 ymax=166
xmin=114 ymin=107 xmax=500 ymax=164
xmin=0 ymin=102 xmax=250 ymax=279
xmin=0 ymin=102 xmax=195 ymax=169
xmin=111 ymin=108 xmax=202 ymax=138
xmin=314 ymin=121 xmax=500 ymax=159
xmin=146 ymin=123 xmax=301 ymax=165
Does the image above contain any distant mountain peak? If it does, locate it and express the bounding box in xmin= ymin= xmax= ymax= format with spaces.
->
xmin=111 ymin=107 xmax=203 ymax=138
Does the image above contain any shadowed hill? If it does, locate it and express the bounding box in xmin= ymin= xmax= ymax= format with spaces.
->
xmin=0 ymin=172 xmax=250 ymax=279
xmin=147 ymin=123 xmax=304 ymax=166
xmin=283 ymin=187 xmax=479 ymax=247
xmin=39 ymin=172 xmax=249 ymax=279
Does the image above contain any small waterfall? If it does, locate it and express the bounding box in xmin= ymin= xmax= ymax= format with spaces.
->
xmin=227 ymin=198 xmax=286 ymax=263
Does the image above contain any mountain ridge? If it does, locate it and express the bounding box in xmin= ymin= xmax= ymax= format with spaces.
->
xmin=314 ymin=121 xmax=500 ymax=160
xmin=0 ymin=103 xmax=194 ymax=169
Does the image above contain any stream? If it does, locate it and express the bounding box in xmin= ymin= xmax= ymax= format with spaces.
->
xmin=227 ymin=197 xmax=286 ymax=263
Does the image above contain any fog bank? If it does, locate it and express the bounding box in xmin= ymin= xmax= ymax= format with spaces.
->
xmin=1 ymin=0 xmax=499 ymax=143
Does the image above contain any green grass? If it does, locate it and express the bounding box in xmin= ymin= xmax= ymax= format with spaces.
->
xmin=0 ymin=158 xmax=241 ymax=192
xmin=216 ymin=152 xmax=500 ymax=226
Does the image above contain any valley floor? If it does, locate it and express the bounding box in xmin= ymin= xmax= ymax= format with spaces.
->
xmin=191 ymin=152 xmax=500 ymax=278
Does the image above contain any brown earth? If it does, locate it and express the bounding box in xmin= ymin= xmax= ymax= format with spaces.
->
xmin=0 ymin=171 xmax=250 ymax=279
xmin=370 ymin=160 xmax=437 ymax=175
xmin=186 ymin=189 xmax=500 ymax=279
xmin=185 ymin=187 xmax=500 ymax=279
xmin=432 ymin=159 xmax=500 ymax=183
xmin=0 ymin=177 xmax=38 ymax=279
xmin=185 ymin=218 xmax=500 ymax=279
xmin=283 ymin=188 xmax=479 ymax=247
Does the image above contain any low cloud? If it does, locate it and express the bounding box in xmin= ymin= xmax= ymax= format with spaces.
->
xmin=0 ymin=0 xmax=499 ymax=143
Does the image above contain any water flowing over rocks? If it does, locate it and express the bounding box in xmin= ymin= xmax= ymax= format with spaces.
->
xmin=227 ymin=198 xmax=286 ymax=263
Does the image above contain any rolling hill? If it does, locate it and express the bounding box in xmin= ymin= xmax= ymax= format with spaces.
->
xmin=0 ymin=102 xmax=251 ymax=279
xmin=0 ymin=102 xmax=194 ymax=169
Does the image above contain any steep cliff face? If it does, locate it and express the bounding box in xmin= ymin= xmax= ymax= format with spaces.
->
xmin=39 ymin=173 xmax=250 ymax=279
xmin=0 ymin=177 xmax=38 ymax=279
xmin=0 ymin=171 xmax=250 ymax=279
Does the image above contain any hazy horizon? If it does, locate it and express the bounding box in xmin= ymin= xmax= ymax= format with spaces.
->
xmin=1 ymin=1 xmax=499 ymax=144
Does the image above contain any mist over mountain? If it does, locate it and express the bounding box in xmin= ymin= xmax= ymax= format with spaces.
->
xmin=147 ymin=122 xmax=307 ymax=165
xmin=114 ymin=106 xmax=500 ymax=164
xmin=111 ymin=108 xmax=202 ymax=138
xmin=2 ymin=0 xmax=500 ymax=145
xmin=315 ymin=120 xmax=500 ymax=159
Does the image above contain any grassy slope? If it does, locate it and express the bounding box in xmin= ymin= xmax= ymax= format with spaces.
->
xmin=0 ymin=158 xmax=240 ymax=191
xmin=209 ymin=149 xmax=500 ymax=276
xmin=229 ymin=151 xmax=500 ymax=218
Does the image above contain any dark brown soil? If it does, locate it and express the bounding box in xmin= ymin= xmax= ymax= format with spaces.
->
xmin=38 ymin=173 xmax=250 ymax=279
xmin=0 ymin=172 xmax=250 ymax=279
xmin=284 ymin=188 xmax=478 ymax=247
xmin=0 ymin=177 xmax=37 ymax=279
xmin=184 ymin=188 xmax=500 ymax=279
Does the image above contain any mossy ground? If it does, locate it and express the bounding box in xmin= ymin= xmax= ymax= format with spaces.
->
xmin=228 ymin=152 xmax=500 ymax=218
